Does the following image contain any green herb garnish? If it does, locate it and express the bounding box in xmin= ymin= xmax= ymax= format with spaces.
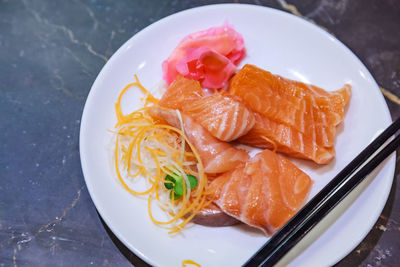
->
xmin=164 ymin=173 xmax=198 ymax=200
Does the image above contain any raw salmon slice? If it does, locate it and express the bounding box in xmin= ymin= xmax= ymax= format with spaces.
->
xmin=150 ymin=108 xmax=249 ymax=174
xmin=238 ymin=113 xmax=335 ymax=164
xmin=229 ymin=64 xmax=351 ymax=133
xmin=159 ymin=75 xmax=255 ymax=142
xmin=158 ymin=75 xmax=205 ymax=110
xmin=230 ymin=64 xmax=351 ymax=164
xmin=210 ymin=149 xmax=312 ymax=235
xmin=182 ymin=93 xmax=255 ymax=141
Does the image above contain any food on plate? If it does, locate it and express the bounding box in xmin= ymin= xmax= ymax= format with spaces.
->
xmin=182 ymin=93 xmax=255 ymax=142
xmin=182 ymin=259 xmax=201 ymax=267
xmin=159 ymin=75 xmax=255 ymax=142
xmin=113 ymin=76 xmax=212 ymax=234
xmin=238 ymin=113 xmax=336 ymax=164
xmin=230 ymin=64 xmax=351 ymax=164
xmin=190 ymin=202 xmax=239 ymax=227
xmin=162 ymin=23 xmax=245 ymax=89
xmin=209 ymin=149 xmax=312 ymax=234
xmin=176 ymin=46 xmax=237 ymax=89
xmin=112 ymin=24 xmax=351 ymax=236
xmin=158 ymin=75 xmax=205 ymax=110
xmin=150 ymin=108 xmax=249 ymax=174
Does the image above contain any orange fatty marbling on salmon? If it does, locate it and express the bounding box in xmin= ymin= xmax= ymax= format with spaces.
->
xmin=230 ymin=64 xmax=351 ymax=164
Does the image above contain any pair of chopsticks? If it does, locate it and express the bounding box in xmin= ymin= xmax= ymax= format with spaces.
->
xmin=244 ymin=117 xmax=400 ymax=266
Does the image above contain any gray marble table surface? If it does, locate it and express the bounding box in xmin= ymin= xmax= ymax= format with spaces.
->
xmin=1 ymin=0 xmax=399 ymax=266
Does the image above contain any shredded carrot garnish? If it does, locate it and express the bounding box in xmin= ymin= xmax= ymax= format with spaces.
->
xmin=113 ymin=75 xmax=209 ymax=234
xmin=182 ymin=259 xmax=201 ymax=267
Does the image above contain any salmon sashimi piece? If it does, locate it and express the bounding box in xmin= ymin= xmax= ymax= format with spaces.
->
xmin=229 ymin=64 xmax=305 ymax=132
xmin=298 ymin=83 xmax=351 ymax=147
xmin=182 ymin=93 xmax=255 ymax=141
xmin=150 ymin=108 xmax=249 ymax=174
xmin=229 ymin=64 xmax=351 ymax=133
xmin=158 ymin=75 xmax=205 ymax=110
xmin=158 ymin=75 xmax=255 ymax=142
xmin=290 ymin=79 xmax=351 ymax=126
xmin=229 ymin=64 xmax=351 ymax=164
xmin=209 ymin=149 xmax=313 ymax=235
xmin=238 ymin=113 xmax=335 ymax=164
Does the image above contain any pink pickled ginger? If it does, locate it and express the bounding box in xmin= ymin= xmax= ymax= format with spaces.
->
xmin=162 ymin=24 xmax=245 ymax=89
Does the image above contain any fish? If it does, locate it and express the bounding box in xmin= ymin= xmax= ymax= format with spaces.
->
xmin=158 ymin=75 xmax=205 ymax=110
xmin=182 ymin=93 xmax=255 ymax=142
xmin=229 ymin=64 xmax=351 ymax=164
xmin=159 ymin=75 xmax=255 ymax=142
xmin=238 ymin=113 xmax=336 ymax=164
xmin=209 ymin=149 xmax=313 ymax=235
xmin=150 ymin=108 xmax=249 ymax=174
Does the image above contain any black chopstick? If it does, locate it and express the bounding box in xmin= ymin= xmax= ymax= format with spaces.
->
xmin=243 ymin=117 xmax=400 ymax=267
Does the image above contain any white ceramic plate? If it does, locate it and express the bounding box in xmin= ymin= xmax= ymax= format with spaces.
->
xmin=80 ymin=4 xmax=395 ymax=267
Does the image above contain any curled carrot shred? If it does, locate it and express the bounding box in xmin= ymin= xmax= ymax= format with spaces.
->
xmin=113 ymin=75 xmax=209 ymax=234
xmin=182 ymin=259 xmax=201 ymax=267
